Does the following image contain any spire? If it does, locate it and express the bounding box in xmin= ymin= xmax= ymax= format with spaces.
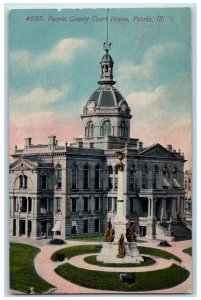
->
xmin=98 ymin=9 xmax=116 ymax=86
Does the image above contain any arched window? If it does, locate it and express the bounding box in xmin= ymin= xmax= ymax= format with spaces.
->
xmin=153 ymin=165 xmax=158 ymax=189
xmin=95 ymin=164 xmax=101 ymax=189
xmin=163 ymin=166 xmax=168 ymax=176
xmin=71 ymin=164 xmax=77 ymax=189
xmin=41 ymin=174 xmax=47 ymax=190
xmin=173 ymin=167 xmax=177 ymax=178
xmin=19 ymin=175 xmax=23 ymax=189
xmin=56 ymin=164 xmax=62 ymax=189
xmin=83 ymin=164 xmax=89 ymax=189
xmin=120 ymin=121 xmax=128 ymax=138
xmin=102 ymin=120 xmax=111 ymax=136
xmin=142 ymin=165 xmax=148 ymax=189
xmin=85 ymin=121 xmax=94 ymax=138
xmin=19 ymin=175 xmax=27 ymax=189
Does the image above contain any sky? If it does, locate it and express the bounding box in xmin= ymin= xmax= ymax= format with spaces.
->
xmin=9 ymin=8 xmax=192 ymax=169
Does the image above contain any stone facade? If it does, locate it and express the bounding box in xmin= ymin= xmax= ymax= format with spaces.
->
xmin=9 ymin=45 xmax=186 ymax=240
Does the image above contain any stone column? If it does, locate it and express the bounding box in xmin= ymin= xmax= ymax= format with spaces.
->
xmin=146 ymin=196 xmax=156 ymax=239
xmin=171 ymin=198 xmax=177 ymax=220
xmin=148 ymin=198 xmax=151 ymax=217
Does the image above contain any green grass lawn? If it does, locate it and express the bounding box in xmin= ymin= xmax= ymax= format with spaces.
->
xmin=183 ymin=247 xmax=192 ymax=256
xmin=55 ymin=263 xmax=189 ymax=291
xmin=138 ymin=246 xmax=182 ymax=262
xmin=51 ymin=244 xmax=102 ymax=261
xmin=10 ymin=243 xmax=54 ymax=293
xmin=84 ymin=255 xmax=156 ymax=267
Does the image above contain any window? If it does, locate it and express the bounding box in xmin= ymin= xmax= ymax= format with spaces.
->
xmin=129 ymin=177 xmax=134 ymax=190
xmin=83 ymin=220 xmax=88 ymax=233
xmin=13 ymin=219 xmax=16 ymax=236
xmin=83 ymin=164 xmax=89 ymax=189
xmin=71 ymin=164 xmax=77 ymax=189
xmin=142 ymin=166 xmax=148 ymax=189
xmin=19 ymin=175 xmax=23 ymax=189
xmin=95 ymin=219 xmax=100 ymax=233
xmin=42 ymin=174 xmax=47 ymax=189
xmin=120 ymin=121 xmax=128 ymax=138
xmin=20 ymin=197 xmax=27 ymax=213
xmin=163 ymin=166 xmax=168 ymax=176
xmin=28 ymin=197 xmax=32 ymax=213
xmin=56 ymin=165 xmax=62 ymax=189
xmin=173 ymin=167 xmax=177 ymax=179
xmin=24 ymin=176 xmax=28 ymax=189
xmin=102 ymin=120 xmax=111 ymax=136
xmin=83 ymin=197 xmax=89 ymax=212
xmin=130 ymin=165 xmax=136 ymax=174
xmin=108 ymin=197 xmax=112 ymax=212
xmin=108 ymin=177 xmax=113 ymax=190
xmin=184 ymin=180 xmax=188 ymax=189
xmin=85 ymin=121 xmax=94 ymax=138
xmin=95 ymin=197 xmax=99 ymax=211
xmin=153 ymin=165 xmax=158 ymax=189
xmin=188 ymin=178 xmax=191 ymax=190
xmin=56 ymin=197 xmax=62 ymax=212
xmin=108 ymin=165 xmax=113 ymax=174
xmin=114 ymin=177 xmax=118 ymax=189
xmin=71 ymin=198 xmax=77 ymax=212
xmin=95 ymin=165 xmax=101 ymax=189
xmin=13 ymin=197 xmax=18 ymax=212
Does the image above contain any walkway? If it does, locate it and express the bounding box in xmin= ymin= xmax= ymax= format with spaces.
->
xmin=10 ymin=237 xmax=192 ymax=294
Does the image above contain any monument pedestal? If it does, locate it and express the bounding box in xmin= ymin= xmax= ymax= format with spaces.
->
xmin=96 ymin=241 xmax=144 ymax=264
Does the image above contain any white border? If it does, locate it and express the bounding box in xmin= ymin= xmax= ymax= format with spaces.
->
xmin=1 ymin=1 xmax=199 ymax=300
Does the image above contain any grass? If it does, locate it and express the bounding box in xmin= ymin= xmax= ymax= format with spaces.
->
xmin=84 ymin=255 xmax=156 ymax=267
xmin=138 ymin=246 xmax=182 ymax=262
xmin=55 ymin=263 xmax=189 ymax=291
xmin=10 ymin=243 xmax=54 ymax=293
xmin=51 ymin=244 xmax=102 ymax=261
xmin=183 ymin=247 xmax=192 ymax=256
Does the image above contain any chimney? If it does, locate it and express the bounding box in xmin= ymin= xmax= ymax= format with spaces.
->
xmin=24 ymin=137 xmax=32 ymax=147
xmin=166 ymin=144 xmax=172 ymax=152
xmin=48 ymin=135 xmax=56 ymax=146
xmin=139 ymin=141 xmax=143 ymax=151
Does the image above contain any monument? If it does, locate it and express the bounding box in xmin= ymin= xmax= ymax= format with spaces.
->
xmin=97 ymin=150 xmax=144 ymax=264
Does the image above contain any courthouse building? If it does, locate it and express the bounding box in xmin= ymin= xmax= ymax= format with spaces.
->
xmin=9 ymin=42 xmax=189 ymax=240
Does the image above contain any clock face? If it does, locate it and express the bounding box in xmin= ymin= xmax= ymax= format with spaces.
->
xmin=121 ymin=104 xmax=127 ymax=111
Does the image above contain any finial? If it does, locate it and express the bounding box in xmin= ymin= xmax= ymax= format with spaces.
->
xmin=103 ymin=9 xmax=111 ymax=52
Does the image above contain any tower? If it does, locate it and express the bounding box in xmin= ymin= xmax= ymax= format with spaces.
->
xmin=81 ymin=20 xmax=132 ymax=144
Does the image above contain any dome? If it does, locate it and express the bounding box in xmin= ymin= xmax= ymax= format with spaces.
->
xmin=101 ymin=52 xmax=114 ymax=63
xmin=87 ymin=85 xmax=124 ymax=107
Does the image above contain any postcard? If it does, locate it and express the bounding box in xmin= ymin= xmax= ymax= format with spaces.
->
xmin=9 ymin=7 xmax=192 ymax=295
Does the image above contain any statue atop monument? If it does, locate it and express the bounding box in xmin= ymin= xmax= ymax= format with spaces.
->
xmin=115 ymin=151 xmax=125 ymax=171
xmin=126 ymin=222 xmax=138 ymax=242
xmin=103 ymin=217 xmax=115 ymax=242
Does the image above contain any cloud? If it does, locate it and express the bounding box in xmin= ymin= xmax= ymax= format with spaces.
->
xmin=126 ymin=86 xmax=165 ymax=109
xmin=19 ymin=87 xmax=64 ymax=105
xmin=10 ymin=38 xmax=93 ymax=70
xmin=117 ymin=42 xmax=183 ymax=92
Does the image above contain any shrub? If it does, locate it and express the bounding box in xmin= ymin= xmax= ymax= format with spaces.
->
xmin=54 ymin=252 xmax=65 ymax=262
xmin=48 ymin=238 xmax=66 ymax=245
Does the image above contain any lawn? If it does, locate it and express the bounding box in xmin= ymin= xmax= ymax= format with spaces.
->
xmin=138 ymin=246 xmax=182 ymax=262
xmin=183 ymin=247 xmax=192 ymax=256
xmin=10 ymin=243 xmax=54 ymax=293
xmin=84 ymin=255 xmax=156 ymax=267
xmin=55 ymin=263 xmax=189 ymax=291
xmin=69 ymin=235 xmax=104 ymax=242
xmin=51 ymin=244 xmax=102 ymax=261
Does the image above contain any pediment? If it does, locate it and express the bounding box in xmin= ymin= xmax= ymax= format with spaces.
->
xmin=9 ymin=157 xmax=38 ymax=172
xmin=139 ymin=144 xmax=174 ymax=158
